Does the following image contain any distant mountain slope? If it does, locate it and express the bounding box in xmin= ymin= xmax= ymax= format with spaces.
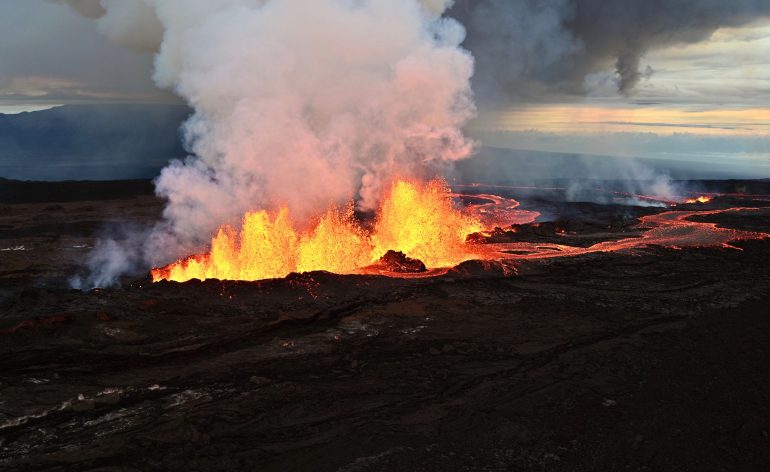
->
xmin=455 ymin=146 xmax=766 ymax=182
xmin=0 ymin=104 xmax=189 ymax=180
xmin=1 ymin=105 xmax=764 ymax=183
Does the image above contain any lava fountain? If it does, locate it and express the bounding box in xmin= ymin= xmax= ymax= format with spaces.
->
xmin=152 ymin=179 xmax=483 ymax=283
xmin=152 ymin=180 xmax=770 ymax=284
xmin=685 ymin=195 xmax=713 ymax=204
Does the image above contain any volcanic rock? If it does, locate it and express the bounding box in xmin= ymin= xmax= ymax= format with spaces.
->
xmin=376 ymin=250 xmax=427 ymax=273
xmin=2 ymin=179 xmax=770 ymax=471
xmin=447 ymin=259 xmax=516 ymax=278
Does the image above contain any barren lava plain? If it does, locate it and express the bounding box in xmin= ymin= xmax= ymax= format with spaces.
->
xmin=1 ymin=179 xmax=769 ymax=471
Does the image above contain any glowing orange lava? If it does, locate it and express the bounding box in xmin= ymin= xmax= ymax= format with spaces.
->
xmin=685 ymin=195 xmax=712 ymax=204
xmin=474 ymin=207 xmax=770 ymax=261
xmin=153 ymin=182 xmax=770 ymax=284
xmin=451 ymin=193 xmax=540 ymax=228
xmin=371 ymin=180 xmax=482 ymax=268
xmin=152 ymin=179 xmax=483 ymax=283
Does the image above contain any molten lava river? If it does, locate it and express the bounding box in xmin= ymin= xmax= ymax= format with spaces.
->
xmin=152 ymin=180 xmax=770 ymax=283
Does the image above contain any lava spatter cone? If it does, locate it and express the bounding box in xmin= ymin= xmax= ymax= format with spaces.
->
xmin=372 ymin=250 xmax=427 ymax=273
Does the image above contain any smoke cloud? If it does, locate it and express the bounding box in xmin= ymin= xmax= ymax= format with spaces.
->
xmin=63 ymin=0 xmax=770 ymax=287
xmin=50 ymin=0 xmax=105 ymax=19
xmin=49 ymin=0 xmax=163 ymax=51
xmin=66 ymin=0 xmax=476 ymax=286
xmin=449 ymin=0 xmax=770 ymax=99
xmin=58 ymin=0 xmax=770 ymax=101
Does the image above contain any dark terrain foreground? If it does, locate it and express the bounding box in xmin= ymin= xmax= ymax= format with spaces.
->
xmin=1 ymin=181 xmax=769 ymax=471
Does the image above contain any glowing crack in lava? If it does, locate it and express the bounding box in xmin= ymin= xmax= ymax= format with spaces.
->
xmin=452 ymin=192 xmax=540 ymax=229
xmin=476 ymin=207 xmax=770 ymax=261
xmin=152 ymin=180 xmax=483 ymax=283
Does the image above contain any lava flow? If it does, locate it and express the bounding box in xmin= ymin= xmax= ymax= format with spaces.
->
xmin=451 ymin=192 xmax=540 ymax=228
xmin=152 ymin=179 xmax=483 ymax=283
xmin=685 ymin=195 xmax=713 ymax=204
xmin=153 ymin=181 xmax=770 ymax=284
xmin=476 ymin=207 xmax=770 ymax=262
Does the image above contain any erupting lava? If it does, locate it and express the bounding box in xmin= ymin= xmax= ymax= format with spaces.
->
xmin=685 ymin=195 xmax=712 ymax=204
xmin=152 ymin=180 xmax=483 ymax=283
xmin=152 ymin=180 xmax=769 ymax=284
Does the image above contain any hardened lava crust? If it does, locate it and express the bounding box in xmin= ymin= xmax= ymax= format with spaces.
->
xmin=0 ymin=179 xmax=769 ymax=471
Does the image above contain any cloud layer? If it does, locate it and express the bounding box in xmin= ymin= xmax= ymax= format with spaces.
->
xmin=450 ymin=0 xmax=770 ymax=100
xmin=6 ymin=0 xmax=770 ymax=106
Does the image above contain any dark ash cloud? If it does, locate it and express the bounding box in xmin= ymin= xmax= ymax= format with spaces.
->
xmin=449 ymin=0 xmax=770 ymax=101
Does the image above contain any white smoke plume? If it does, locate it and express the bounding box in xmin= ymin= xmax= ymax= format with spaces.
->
xmin=66 ymin=0 xmax=476 ymax=285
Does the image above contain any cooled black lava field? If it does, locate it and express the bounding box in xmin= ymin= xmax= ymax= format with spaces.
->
xmin=1 ymin=179 xmax=769 ymax=471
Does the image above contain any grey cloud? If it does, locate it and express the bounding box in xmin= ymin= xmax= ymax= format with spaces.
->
xmin=48 ymin=0 xmax=105 ymax=19
xmin=5 ymin=1 xmax=770 ymax=108
xmin=449 ymin=0 xmax=770 ymax=101
xmin=0 ymin=1 xmax=167 ymax=104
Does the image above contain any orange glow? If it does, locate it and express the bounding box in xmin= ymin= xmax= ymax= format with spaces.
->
xmin=372 ymin=180 xmax=483 ymax=268
xmin=473 ymin=105 xmax=770 ymax=136
xmin=298 ymin=204 xmax=373 ymax=274
xmin=685 ymin=195 xmax=712 ymax=204
xmin=152 ymin=179 xmax=483 ymax=283
xmin=472 ymin=207 xmax=769 ymax=262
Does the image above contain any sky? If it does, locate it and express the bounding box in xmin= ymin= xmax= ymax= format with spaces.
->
xmin=464 ymin=18 xmax=770 ymax=176
xmin=0 ymin=0 xmax=769 ymax=177
xmin=0 ymin=0 xmax=175 ymax=110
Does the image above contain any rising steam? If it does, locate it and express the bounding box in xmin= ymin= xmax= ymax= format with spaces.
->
xmin=63 ymin=0 xmax=766 ymax=286
xmin=67 ymin=0 xmax=476 ymax=286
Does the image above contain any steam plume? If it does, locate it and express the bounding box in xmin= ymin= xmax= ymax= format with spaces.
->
xmin=66 ymin=0 xmax=475 ymax=285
